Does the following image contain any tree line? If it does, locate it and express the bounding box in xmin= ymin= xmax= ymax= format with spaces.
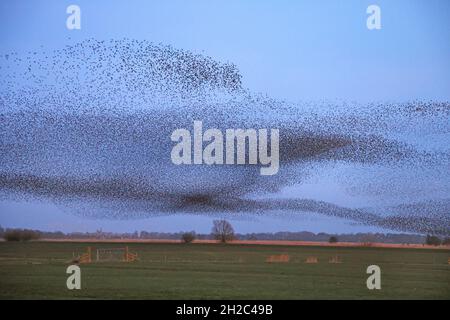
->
xmin=1 ymin=222 xmax=449 ymax=245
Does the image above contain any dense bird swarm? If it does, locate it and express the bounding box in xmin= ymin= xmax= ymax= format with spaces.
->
xmin=0 ymin=39 xmax=449 ymax=235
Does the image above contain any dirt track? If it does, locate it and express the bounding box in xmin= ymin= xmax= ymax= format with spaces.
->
xmin=35 ymin=238 xmax=450 ymax=250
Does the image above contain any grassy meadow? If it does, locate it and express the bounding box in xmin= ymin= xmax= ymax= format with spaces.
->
xmin=0 ymin=241 xmax=448 ymax=299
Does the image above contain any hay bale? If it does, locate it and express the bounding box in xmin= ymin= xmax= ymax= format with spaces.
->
xmin=329 ymin=256 xmax=342 ymax=264
xmin=266 ymin=254 xmax=290 ymax=263
xmin=305 ymin=256 xmax=318 ymax=264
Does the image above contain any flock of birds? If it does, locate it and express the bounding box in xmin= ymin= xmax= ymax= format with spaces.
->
xmin=0 ymin=38 xmax=448 ymax=235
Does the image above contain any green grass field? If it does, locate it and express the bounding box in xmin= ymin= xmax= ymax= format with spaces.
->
xmin=0 ymin=241 xmax=448 ymax=299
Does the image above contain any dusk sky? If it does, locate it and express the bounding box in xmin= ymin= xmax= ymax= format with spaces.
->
xmin=0 ymin=0 xmax=449 ymax=234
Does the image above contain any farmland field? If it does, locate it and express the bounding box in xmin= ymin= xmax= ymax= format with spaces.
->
xmin=0 ymin=241 xmax=448 ymax=299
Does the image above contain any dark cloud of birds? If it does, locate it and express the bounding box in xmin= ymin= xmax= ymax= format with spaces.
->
xmin=0 ymin=39 xmax=448 ymax=235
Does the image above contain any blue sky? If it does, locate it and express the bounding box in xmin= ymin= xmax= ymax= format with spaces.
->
xmin=1 ymin=0 xmax=449 ymax=102
xmin=0 ymin=0 xmax=449 ymax=234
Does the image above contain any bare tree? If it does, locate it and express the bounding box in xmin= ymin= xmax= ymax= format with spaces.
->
xmin=181 ymin=231 xmax=196 ymax=243
xmin=212 ymin=220 xmax=235 ymax=243
xmin=425 ymin=234 xmax=441 ymax=246
xmin=329 ymin=236 xmax=338 ymax=243
xmin=361 ymin=234 xmax=376 ymax=247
